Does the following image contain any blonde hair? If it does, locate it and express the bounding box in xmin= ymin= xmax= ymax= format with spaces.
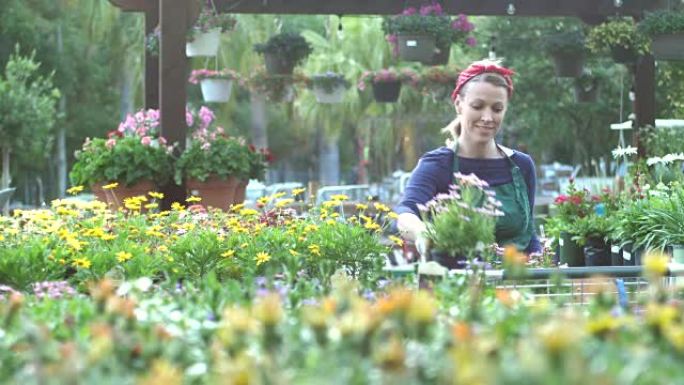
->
xmin=442 ymin=71 xmax=510 ymax=142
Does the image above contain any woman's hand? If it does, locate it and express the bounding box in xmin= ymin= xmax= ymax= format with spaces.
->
xmin=414 ymin=234 xmax=432 ymax=263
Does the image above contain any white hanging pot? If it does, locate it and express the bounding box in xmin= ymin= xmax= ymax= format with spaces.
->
xmin=200 ymin=78 xmax=233 ymax=102
xmin=313 ymin=84 xmax=346 ymax=104
xmin=186 ymin=29 xmax=221 ymax=57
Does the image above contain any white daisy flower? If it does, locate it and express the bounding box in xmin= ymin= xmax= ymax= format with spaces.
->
xmin=611 ymin=145 xmax=638 ymax=159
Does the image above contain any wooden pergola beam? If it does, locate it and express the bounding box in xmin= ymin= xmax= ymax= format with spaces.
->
xmin=217 ymin=0 xmax=666 ymax=17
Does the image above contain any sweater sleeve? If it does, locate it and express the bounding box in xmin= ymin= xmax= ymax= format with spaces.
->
xmin=393 ymin=148 xmax=453 ymax=217
xmin=513 ymin=152 xmax=542 ymax=253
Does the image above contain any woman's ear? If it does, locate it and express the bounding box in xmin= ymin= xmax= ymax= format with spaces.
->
xmin=454 ymin=95 xmax=462 ymax=115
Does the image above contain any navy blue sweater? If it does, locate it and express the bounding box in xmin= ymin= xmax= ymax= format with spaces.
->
xmin=394 ymin=147 xmax=542 ymax=253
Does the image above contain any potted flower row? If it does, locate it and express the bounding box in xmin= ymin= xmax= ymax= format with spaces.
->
xmin=69 ymin=106 xmax=269 ymax=211
xmin=382 ymin=4 xmax=476 ymax=65
xmin=189 ymin=67 xmax=351 ymax=104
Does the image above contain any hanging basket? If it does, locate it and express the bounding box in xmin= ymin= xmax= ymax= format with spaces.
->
xmin=186 ymin=29 xmax=221 ymax=57
xmin=651 ymin=32 xmax=684 ymax=61
xmin=312 ymin=84 xmax=346 ymax=104
xmin=573 ymin=82 xmax=599 ymax=103
xmin=610 ymin=45 xmax=638 ymax=64
xmin=371 ymin=80 xmax=402 ymax=103
xmin=431 ymin=42 xmax=451 ymax=65
xmin=264 ymin=52 xmax=296 ymax=75
xmin=397 ymin=33 xmax=437 ymax=64
xmin=200 ymin=78 xmax=233 ymax=103
xmin=550 ymin=51 xmax=585 ymax=78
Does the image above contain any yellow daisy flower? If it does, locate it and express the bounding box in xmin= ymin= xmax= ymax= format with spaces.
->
xmin=255 ymin=251 xmax=271 ymax=266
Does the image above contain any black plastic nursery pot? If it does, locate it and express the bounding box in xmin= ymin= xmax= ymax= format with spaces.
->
xmin=429 ymin=249 xmax=468 ymax=270
xmin=550 ymin=51 xmax=585 ymax=78
xmin=583 ymin=237 xmax=611 ymax=267
xmin=621 ymin=242 xmax=643 ymax=266
xmin=559 ymin=231 xmax=584 ymax=267
xmin=372 ymin=80 xmax=402 ymax=103
xmin=610 ymin=243 xmax=624 ymax=266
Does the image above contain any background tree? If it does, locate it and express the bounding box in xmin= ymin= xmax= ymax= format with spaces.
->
xmin=0 ymin=47 xmax=59 ymax=211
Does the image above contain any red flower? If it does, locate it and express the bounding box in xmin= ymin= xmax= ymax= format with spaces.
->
xmin=107 ymin=130 xmax=123 ymax=139
xmin=554 ymin=195 xmax=568 ymax=204
xmin=261 ymin=148 xmax=275 ymax=163
xmin=569 ymin=195 xmax=583 ymax=205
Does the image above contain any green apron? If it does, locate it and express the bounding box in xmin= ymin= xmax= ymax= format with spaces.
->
xmin=451 ymin=142 xmax=533 ymax=251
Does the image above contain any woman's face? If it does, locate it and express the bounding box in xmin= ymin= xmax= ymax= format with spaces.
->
xmin=455 ymin=80 xmax=508 ymax=144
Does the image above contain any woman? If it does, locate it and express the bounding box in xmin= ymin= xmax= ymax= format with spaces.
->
xmin=395 ymin=59 xmax=541 ymax=259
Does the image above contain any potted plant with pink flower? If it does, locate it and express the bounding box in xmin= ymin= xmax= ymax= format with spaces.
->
xmin=382 ymin=3 xmax=476 ymax=64
xmin=188 ymin=68 xmax=242 ymax=103
xmin=357 ymin=68 xmax=419 ymax=103
xmin=175 ymin=106 xmax=268 ymax=210
xmin=69 ymin=108 xmax=174 ymax=209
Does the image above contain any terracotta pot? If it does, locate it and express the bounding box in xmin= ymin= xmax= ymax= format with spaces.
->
xmin=187 ymin=176 xmax=241 ymax=211
xmin=233 ymin=179 xmax=249 ymax=205
xmin=92 ymin=180 xmax=155 ymax=210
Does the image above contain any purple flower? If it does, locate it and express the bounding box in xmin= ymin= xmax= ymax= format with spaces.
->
xmin=255 ymin=276 xmax=268 ymax=287
xmin=198 ymin=106 xmax=215 ymax=130
xmin=185 ymin=108 xmax=194 ymax=127
xmin=301 ymin=298 xmax=319 ymax=306
xmin=401 ymin=7 xmax=417 ymax=15
xmin=466 ymin=37 xmax=477 ymax=47
xmin=31 ymin=281 xmax=76 ymax=299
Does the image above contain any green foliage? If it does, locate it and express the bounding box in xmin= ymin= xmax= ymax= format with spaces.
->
xmin=541 ymin=30 xmax=586 ymax=55
xmin=586 ymin=18 xmax=650 ymax=55
xmin=639 ymin=9 xmax=684 ymax=36
xmin=69 ymin=136 xmax=174 ymax=188
xmin=613 ymin=184 xmax=684 ymax=250
xmin=0 ymin=238 xmax=65 ymax=291
xmin=310 ymin=72 xmax=349 ymax=93
xmin=643 ymin=125 xmax=684 ymax=157
xmin=0 ymin=46 xmax=59 ymax=157
xmin=254 ymin=32 xmax=313 ymax=67
xmin=175 ymin=136 xmax=252 ymax=184
xmin=187 ymin=8 xmax=237 ymax=41
xmin=569 ymin=214 xmax=611 ymax=246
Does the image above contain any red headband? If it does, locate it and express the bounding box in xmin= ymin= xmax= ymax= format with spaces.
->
xmin=450 ymin=62 xmax=515 ymax=102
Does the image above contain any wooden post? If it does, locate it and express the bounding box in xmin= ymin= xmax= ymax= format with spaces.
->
xmin=159 ymin=0 xmax=187 ymax=207
xmin=633 ymin=54 xmax=656 ymax=158
xmin=144 ymin=3 xmax=159 ymax=109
